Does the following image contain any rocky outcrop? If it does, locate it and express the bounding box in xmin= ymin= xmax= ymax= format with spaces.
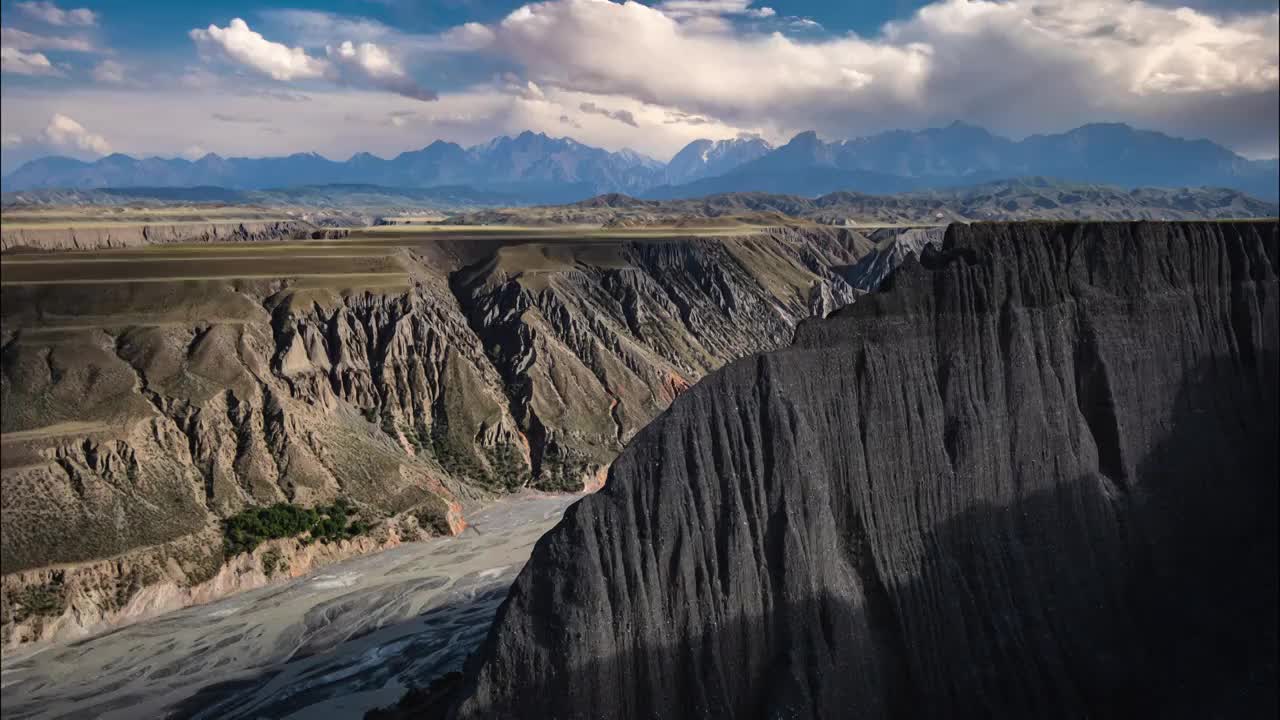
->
xmin=429 ymin=221 xmax=1278 ymax=719
xmin=0 ymin=221 xmax=348 ymax=252
xmin=450 ymin=227 xmax=862 ymax=488
xmin=839 ymin=226 xmax=946 ymax=291
xmin=1 ymin=226 xmax=866 ymax=648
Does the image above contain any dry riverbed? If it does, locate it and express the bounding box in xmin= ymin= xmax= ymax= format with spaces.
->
xmin=0 ymin=492 xmax=579 ymax=720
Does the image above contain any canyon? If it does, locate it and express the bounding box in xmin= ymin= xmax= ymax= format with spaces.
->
xmin=0 ymin=223 xmax=880 ymax=648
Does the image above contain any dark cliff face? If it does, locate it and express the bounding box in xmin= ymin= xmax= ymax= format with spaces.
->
xmin=436 ymin=221 xmax=1278 ymax=719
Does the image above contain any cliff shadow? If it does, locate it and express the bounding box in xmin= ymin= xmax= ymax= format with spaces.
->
xmin=369 ymin=351 xmax=1277 ymax=720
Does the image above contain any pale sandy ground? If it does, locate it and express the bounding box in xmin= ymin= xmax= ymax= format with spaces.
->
xmin=0 ymin=492 xmax=580 ymax=720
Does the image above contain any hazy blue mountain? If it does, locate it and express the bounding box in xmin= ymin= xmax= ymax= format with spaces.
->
xmin=1014 ymin=123 xmax=1273 ymax=195
xmin=664 ymin=136 xmax=774 ymax=185
xmin=650 ymin=123 xmax=1278 ymax=200
xmin=1 ymin=132 xmax=664 ymax=201
xmin=466 ymin=131 xmax=662 ymax=198
xmin=648 ymin=131 xmax=924 ymax=199
xmin=834 ymin=121 xmax=1015 ymax=178
xmin=4 ymin=123 xmax=1276 ymax=202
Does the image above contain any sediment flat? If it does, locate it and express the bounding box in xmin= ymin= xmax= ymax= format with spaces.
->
xmin=0 ymin=492 xmax=579 ymax=720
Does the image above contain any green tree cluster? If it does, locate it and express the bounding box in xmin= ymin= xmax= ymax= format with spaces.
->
xmin=222 ymin=497 xmax=370 ymax=556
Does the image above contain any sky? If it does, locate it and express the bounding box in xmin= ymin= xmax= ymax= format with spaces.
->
xmin=1 ymin=0 xmax=1277 ymax=173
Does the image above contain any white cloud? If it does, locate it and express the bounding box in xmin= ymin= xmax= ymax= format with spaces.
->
xmin=2 ymin=133 xmax=24 ymax=148
xmin=15 ymin=1 xmax=96 ymax=27
xmin=1 ymin=47 xmax=62 ymax=76
xmin=481 ymin=0 xmax=1278 ymax=155
xmin=190 ymin=18 xmax=328 ymax=81
xmin=41 ymin=113 xmax=111 ymax=155
xmin=92 ymin=60 xmax=127 ymax=84
xmin=326 ymin=40 xmax=436 ymax=100
xmin=496 ymin=1 xmax=926 ymax=123
xmin=189 ymin=18 xmax=435 ymax=101
xmin=0 ymin=27 xmax=95 ymax=52
xmin=886 ymin=0 xmax=1278 ymax=97
xmin=327 ymin=40 xmax=399 ymax=78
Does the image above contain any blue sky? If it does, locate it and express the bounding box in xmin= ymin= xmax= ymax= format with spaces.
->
xmin=2 ymin=0 xmax=1277 ymax=172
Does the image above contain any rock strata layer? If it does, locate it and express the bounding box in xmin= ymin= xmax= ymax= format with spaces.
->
xmin=0 ymin=220 xmax=347 ymax=252
xmin=431 ymin=221 xmax=1278 ymax=719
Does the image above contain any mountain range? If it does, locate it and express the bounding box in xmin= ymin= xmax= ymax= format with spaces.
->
xmin=443 ymin=180 xmax=1280 ymax=226
xmin=4 ymin=123 xmax=1277 ymax=202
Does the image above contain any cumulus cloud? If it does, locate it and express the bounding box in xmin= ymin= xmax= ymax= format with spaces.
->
xmin=496 ymin=1 xmax=927 ymax=120
xmin=189 ymin=18 xmax=330 ymax=79
xmin=41 ymin=113 xmax=111 ymax=155
xmin=485 ymin=0 xmax=1278 ymax=155
xmin=92 ymin=60 xmax=127 ymax=84
xmin=0 ymin=27 xmax=94 ymax=52
xmin=326 ymin=40 xmax=436 ymax=100
xmin=15 ymin=1 xmax=96 ymax=27
xmin=1 ymin=47 xmax=61 ymax=76
xmin=189 ymin=18 xmax=434 ymax=101
xmin=579 ymin=101 xmax=639 ymax=127
xmin=190 ymin=18 xmax=328 ymax=81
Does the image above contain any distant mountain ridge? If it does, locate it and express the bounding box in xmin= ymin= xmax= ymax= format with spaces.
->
xmin=663 ymin=136 xmax=774 ymax=185
xmin=0 ymin=183 xmax=518 ymax=211
xmin=648 ymin=122 xmax=1278 ymax=201
xmin=3 ymin=131 xmax=664 ymax=204
xmin=4 ymin=123 xmax=1277 ymax=202
xmin=444 ymin=179 xmax=1279 ymax=226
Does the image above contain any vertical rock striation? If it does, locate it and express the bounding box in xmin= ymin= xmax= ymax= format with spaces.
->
xmin=439 ymin=221 xmax=1278 ymax=719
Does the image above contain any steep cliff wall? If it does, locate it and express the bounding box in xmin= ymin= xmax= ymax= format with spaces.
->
xmin=0 ymin=221 xmax=348 ymax=252
xmin=1 ymin=226 xmax=863 ymax=647
xmin=451 ymin=226 xmax=863 ymax=489
xmin=436 ymin=221 xmax=1278 ymax=719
